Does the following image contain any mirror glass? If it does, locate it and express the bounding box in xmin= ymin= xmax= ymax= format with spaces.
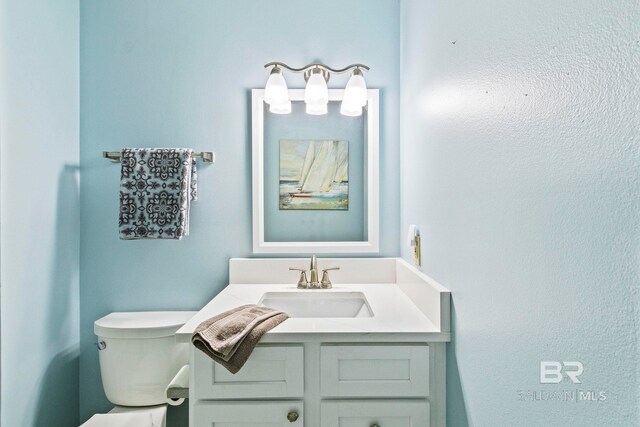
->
xmin=252 ymin=89 xmax=379 ymax=254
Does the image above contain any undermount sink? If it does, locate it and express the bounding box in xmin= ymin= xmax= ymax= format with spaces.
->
xmin=258 ymin=291 xmax=373 ymax=318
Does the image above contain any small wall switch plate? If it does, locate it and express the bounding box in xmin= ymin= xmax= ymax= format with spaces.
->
xmin=407 ymin=224 xmax=421 ymax=266
xmin=407 ymin=224 xmax=417 ymax=247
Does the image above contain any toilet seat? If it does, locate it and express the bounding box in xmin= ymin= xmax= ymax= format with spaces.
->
xmin=80 ymin=404 xmax=167 ymax=427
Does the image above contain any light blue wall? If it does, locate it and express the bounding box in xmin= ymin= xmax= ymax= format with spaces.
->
xmin=400 ymin=1 xmax=639 ymax=426
xmin=79 ymin=0 xmax=399 ymax=423
xmin=0 ymin=0 xmax=80 ymax=426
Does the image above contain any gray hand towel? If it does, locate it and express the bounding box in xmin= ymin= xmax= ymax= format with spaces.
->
xmin=192 ymin=304 xmax=288 ymax=374
xmin=119 ymin=148 xmax=197 ymax=240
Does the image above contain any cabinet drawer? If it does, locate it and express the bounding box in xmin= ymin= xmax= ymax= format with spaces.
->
xmin=194 ymin=401 xmax=303 ymax=426
xmin=321 ymin=400 xmax=429 ymax=427
xmin=320 ymin=344 xmax=429 ymax=397
xmin=193 ymin=344 xmax=304 ymax=399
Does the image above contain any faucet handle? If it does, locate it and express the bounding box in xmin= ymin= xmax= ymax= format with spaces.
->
xmin=320 ymin=267 xmax=340 ymax=289
xmin=289 ymin=267 xmax=309 ymax=288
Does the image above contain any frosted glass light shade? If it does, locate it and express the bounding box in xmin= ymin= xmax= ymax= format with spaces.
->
xmin=304 ymin=71 xmax=328 ymax=105
xmin=264 ymin=69 xmax=288 ymax=105
xmin=269 ymin=100 xmax=291 ymax=114
xmin=340 ymin=100 xmax=362 ymax=117
xmin=306 ymin=102 xmax=328 ymax=115
xmin=343 ymin=71 xmax=367 ymax=107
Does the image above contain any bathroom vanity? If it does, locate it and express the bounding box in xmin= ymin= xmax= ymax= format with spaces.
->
xmin=176 ymin=258 xmax=451 ymax=427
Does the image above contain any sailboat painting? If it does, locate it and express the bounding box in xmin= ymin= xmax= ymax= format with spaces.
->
xmin=279 ymin=140 xmax=349 ymax=210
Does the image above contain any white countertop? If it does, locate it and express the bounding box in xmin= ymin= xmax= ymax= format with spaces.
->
xmin=176 ymin=282 xmax=450 ymax=343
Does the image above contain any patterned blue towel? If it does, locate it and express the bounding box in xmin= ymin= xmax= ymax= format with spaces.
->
xmin=119 ymin=148 xmax=197 ymax=240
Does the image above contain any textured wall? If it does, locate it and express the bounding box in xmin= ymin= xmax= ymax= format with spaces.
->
xmin=0 ymin=0 xmax=80 ymax=426
xmin=79 ymin=0 xmax=399 ymax=423
xmin=400 ymin=0 xmax=639 ymax=425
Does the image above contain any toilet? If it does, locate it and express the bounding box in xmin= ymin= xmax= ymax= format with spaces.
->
xmin=81 ymin=311 xmax=196 ymax=427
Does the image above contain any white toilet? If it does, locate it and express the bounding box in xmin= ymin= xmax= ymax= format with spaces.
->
xmin=81 ymin=311 xmax=196 ymax=427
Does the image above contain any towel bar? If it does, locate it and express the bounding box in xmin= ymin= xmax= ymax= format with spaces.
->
xmin=103 ymin=151 xmax=215 ymax=163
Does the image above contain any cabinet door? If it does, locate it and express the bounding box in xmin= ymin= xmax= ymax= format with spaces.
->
xmin=321 ymin=344 xmax=429 ymax=397
xmin=193 ymin=401 xmax=303 ymax=427
xmin=321 ymin=400 xmax=428 ymax=427
xmin=193 ymin=344 xmax=304 ymax=399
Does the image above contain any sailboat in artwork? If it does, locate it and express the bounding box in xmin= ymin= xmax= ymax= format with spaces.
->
xmin=292 ymin=140 xmax=348 ymax=197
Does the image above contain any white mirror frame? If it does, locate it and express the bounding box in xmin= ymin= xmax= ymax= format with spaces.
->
xmin=252 ymin=88 xmax=379 ymax=254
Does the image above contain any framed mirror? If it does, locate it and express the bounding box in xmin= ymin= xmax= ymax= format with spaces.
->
xmin=252 ymin=88 xmax=379 ymax=254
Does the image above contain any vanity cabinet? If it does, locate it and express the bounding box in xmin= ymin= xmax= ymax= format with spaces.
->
xmin=190 ymin=342 xmax=442 ymax=426
xmin=183 ymin=258 xmax=451 ymax=426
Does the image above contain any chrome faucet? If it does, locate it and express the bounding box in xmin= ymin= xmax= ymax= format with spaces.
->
xmin=289 ymin=255 xmax=339 ymax=289
xmin=309 ymin=255 xmax=319 ymax=288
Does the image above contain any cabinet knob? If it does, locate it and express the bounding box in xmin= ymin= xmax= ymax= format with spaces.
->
xmin=371 ymin=424 xmax=380 ymax=427
xmin=287 ymin=411 xmax=299 ymax=422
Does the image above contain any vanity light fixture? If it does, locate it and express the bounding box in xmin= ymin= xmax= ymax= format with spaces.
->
xmin=341 ymin=68 xmax=368 ymax=116
xmin=263 ymin=62 xmax=370 ymax=116
xmin=304 ymin=68 xmax=329 ymax=115
xmin=264 ymin=66 xmax=291 ymax=114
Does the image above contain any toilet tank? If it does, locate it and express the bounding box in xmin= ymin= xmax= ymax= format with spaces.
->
xmin=94 ymin=311 xmax=196 ymax=406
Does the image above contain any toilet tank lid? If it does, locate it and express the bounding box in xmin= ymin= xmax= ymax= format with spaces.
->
xmin=94 ymin=311 xmax=197 ymax=339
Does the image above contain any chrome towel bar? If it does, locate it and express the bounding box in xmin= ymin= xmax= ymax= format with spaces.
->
xmin=103 ymin=151 xmax=215 ymax=163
